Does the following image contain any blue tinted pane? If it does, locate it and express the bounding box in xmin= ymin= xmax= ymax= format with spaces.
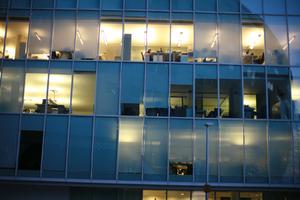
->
xmin=264 ymin=0 xmax=285 ymax=14
xmin=269 ymin=122 xmax=293 ymax=184
xmin=118 ymin=118 xmax=143 ymax=180
xmin=56 ymin=0 xmax=77 ymax=8
xmin=102 ymin=0 xmax=122 ymax=9
xmin=172 ymin=0 xmax=193 ymax=11
xmin=244 ymin=121 xmax=268 ymax=183
xmin=169 ymin=119 xmax=193 ymax=182
xmin=218 ymin=0 xmax=240 ymax=12
xmin=125 ymin=0 xmax=146 ymax=9
xmin=220 ymin=120 xmax=243 ymax=183
xmin=149 ymin=0 xmax=169 ymax=10
xmin=0 ymin=0 xmax=8 ymax=7
xmin=195 ymin=120 xmax=219 ymax=182
xmin=144 ymin=119 xmax=168 ymax=181
xmin=241 ymin=0 xmax=262 ymax=14
xmin=287 ymin=0 xmax=300 ymax=14
xmin=293 ymin=123 xmax=300 ymax=184
xmin=291 ymin=68 xmax=300 ymax=120
xmin=93 ymin=118 xmax=117 ymax=179
xmin=21 ymin=115 xmax=44 ymax=131
xmin=68 ymin=117 xmax=93 ymax=179
xmin=0 ymin=114 xmax=19 ymax=176
xmin=42 ymin=116 xmax=68 ymax=178
xmin=96 ymin=63 xmax=120 ymax=115
xmin=11 ymin=0 xmax=30 ymax=8
xmin=288 ymin=17 xmax=300 ymax=66
xmin=78 ymin=0 xmax=99 ymax=8
xmin=195 ymin=0 xmax=216 ymax=11
xmin=32 ymin=0 xmax=54 ymax=8
xmin=145 ymin=64 xmax=168 ymax=116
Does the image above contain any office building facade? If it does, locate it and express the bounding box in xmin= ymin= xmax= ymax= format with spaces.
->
xmin=0 ymin=0 xmax=300 ymax=199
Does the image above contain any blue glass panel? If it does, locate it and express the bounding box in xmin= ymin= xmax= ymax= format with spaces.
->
xmin=244 ymin=121 xmax=268 ymax=183
xmin=0 ymin=114 xmax=19 ymax=176
xmin=56 ymin=0 xmax=77 ymax=8
xmin=288 ymin=17 xmax=300 ymax=66
xmin=68 ymin=117 xmax=93 ymax=179
xmin=32 ymin=0 xmax=54 ymax=8
xmin=195 ymin=120 xmax=219 ymax=182
xmin=118 ymin=118 xmax=143 ymax=180
xmin=96 ymin=63 xmax=120 ymax=115
xmin=195 ymin=0 xmax=216 ymax=11
xmin=11 ymin=0 xmax=30 ymax=8
xmin=287 ymin=0 xmax=300 ymax=14
xmin=241 ymin=0 xmax=262 ymax=14
xmin=293 ymin=123 xmax=300 ymax=184
xmin=220 ymin=120 xmax=243 ymax=183
xmin=101 ymin=0 xmax=122 ymax=10
xmin=145 ymin=64 xmax=168 ymax=117
xmin=125 ymin=0 xmax=146 ymax=9
xmin=144 ymin=119 xmax=168 ymax=181
xmin=21 ymin=115 xmax=44 ymax=131
xmin=93 ymin=117 xmax=118 ymax=179
xmin=78 ymin=0 xmax=99 ymax=8
xmin=264 ymin=0 xmax=285 ymax=14
xmin=172 ymin=0 xmax=193 ymax=11
xmin=269 ymin=122 xmax=293 ymax=184
xmin=218 ymin=0 xmax=240 ymax=12
xmin=149 ymin=0 xmax=169 ymax=10
xmin=42 ymin=116 xmax=68 ymax=178
xmin=169 ymin=119 xmax=193 ymax=182
xmin=0 ymin=0 xmax=8 ymax=7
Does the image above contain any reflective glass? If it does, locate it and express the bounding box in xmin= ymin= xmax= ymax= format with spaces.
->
xmin=293 ymin=123 xmax=300 ymax=184
xmin=32 ymin=0 xmax=54 ymax=8
xmin=101 ymin=0 xmax=123 ymax=10
xmin=125 ymin=0 xmax=146 ymax=10
xmin=195 ymin=0 xmax=216 ymax=11
xmin=78 ymin=0 xmax=99 ymax=8
xmin=172 ymin=0 xmax=193 ymax=11
xmin=264 ymin=0 xmax=285 ymax=14
xmin=56 ymin=0 xmax=77 ymax=8
xmin=0 ymin=14 xmax=5 ymax=57
xmin=287 ymin=0 xmax=300 ymax=15
xmin=11 ymin=0 xmax=30 ymax=8
xmin=241 ymin=0 xmax=262 ymax=14
xmin=149 ymin=0 xmax=169 ymax=10
xmin=288 ymin=16 xmax=300 ymax=66
xmin=218 ymin=0 xmax=240 ymax=12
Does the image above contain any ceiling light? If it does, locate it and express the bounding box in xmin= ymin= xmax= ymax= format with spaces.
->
xmin=210 ymin=32 xmax=218 ymax=48
xmin=34 ymin=32 xmax=41 ymax=41
xmin=76 ymin=31 xmax=84 ymax=45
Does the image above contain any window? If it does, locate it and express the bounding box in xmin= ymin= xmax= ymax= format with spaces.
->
xmin=291 ymin=68 xmax=300 ymax=120
xmin=0 ymin=13 xmax=5 ymax=58
xmin=287 ymin=0 xmax=300 ymax=15
xmin=144 ymin=119 xmax=168 ymax=181
xmin=220 ymin=120 xmax=243 ymax=183
xmin=220 ymin=65 xmax=242 ymax=118
xmin=149 ymin=0 xmax=169 ymax=10
xmin=32 ymin=0 xmax=54 ymax=8
xmin=124 ymin=12 xmax=146 ymax=61
xmin=18 ymin=130 xmax=43 ymax=172
xmin=99 ymin=11 xmax=123 ymax=61
xmin=264 ymin=0 xmax=285 ymax=14
xmin=78 ymin=0 xmax=99 ymax=9
xmin=52 ymin=11 xmax=75 ymax=60
xmin=0 ymin=60 xmax=24 ymax=113
xmin=5 ymin=11 xmax=29 ymax=59
xmin=28 ymin=11 xmax=52 ymax=60
xmin=172 ymin=0 xmax=193 ymax=11
xmin=241 ymin=0 xmax=262 ymax=14
xmin=143 ymin=190 xmax=166 ymax=200
xmin=11 ymin=0 xmax=30 ymax=8
xmin=242 ymin=15 xmax=265 ymax=65
xmin=171 ymin=13 xmax=194 ymax=63
xmin=68 ymin=117 xmax=93 ymax=179
xmin=288 ymin=16 xmax=300 ymax=66
xmin=195 ymin=0 xmax=216 ymax=11
xmin=125 ymin=0 xmax=146 ymax=10
xmin=72 ymin=70 xmax=96 ymax=115
xmin=56 ymin=0 xmax=77 ymax=8
xmin=195 ymin=65 xmax=218 ymax=118
xmin=219 ymin=14 xmax=241 ymax=64
xmin=118 ymin=118 xmax=143 ymax=180
xmin=265 ymin=16 xmax=289 ymax=65
xmin=145 ymin=64 xmax=168 ymax=116
xmin=101 ymin=0 xmax=123 ymax=10
xmin=293 ymin=123 xmax=300 ymax=184
xmin=169 ymin=119 xmax=193 ymax=181
xmin=194 ymin=14 xmax=218 ymax=63
xmin=121 ymin=63 xmax=144 ymax=116
xmin=218 ymin=0 xmax=240 ymax=12
xmin=170 ymin=64 xmax=193 ymax=117
xmin=243 ymin=66 xmax=266 ymax=119
xmin=267 ymin=67 xmax=291 ymax=119
xmin=96 ymin=63 xmax=120 ymax=115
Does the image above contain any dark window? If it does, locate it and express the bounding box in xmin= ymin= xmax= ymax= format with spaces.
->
xmin=18 ymin=130 xmax=43 ymax=171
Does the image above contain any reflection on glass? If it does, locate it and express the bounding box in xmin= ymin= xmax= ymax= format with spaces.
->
xmin=195 ymin=65 xmax=218 ymax=118
xmin=220 ymin=120 xmax=243 ymax=183
xmin=75 ymin=11 xmax=99 ymax=60
xmin=242 ymin=15 xmax=265 ymax=65
xmin=241 ymin=0 xmax=262 ymax=14
xmin=243 ymin=66 xmax=266 ymax=119
xmin=72 ymin=72 xmax=96 ymax=115
xmin=99 ymin=12 xmax=122 ymax=61
xmin=5 ymin=16 xmax=29 ymax=59
xmin=288 ymin=16 xmax=300 ymax=66
xmin=169 ymin=119 xmax=193 ymax=181
xmin=145 ymin=64 xmax=168 ymax=116
xmin=267 ymin=67 xmax=291 ymax=119
xmin=28 ymin=11 xmax=52 ymax=60
xmin=171 ymin=20 xmax=194 ymax=62
xmin=291 ymin=68 xmax=300 ymax=120
xmin=293 ymin=123 xmax=300 ymax=183
xmin=265 ymin=16 xmax=289 ymax=65
xmin=170 ymin=65 xmax=193 ymax=117
xmin=118 ymin=118 xmax=143 ymax=180
xmin=269 ymin=122 xmax=292 ymax=183
xmin=121 ymin=63 xmax=144 ymax=116
xmin=244 ymin=121 xmax=268 ymax=183
xmin=195 ymin=14 xmax=218 ymax=63
xmin=124 ymin=13 xmax=146 ymax=61
xmin=146 ymin=22 xmax=170 ymax=62
xmin=220 ymin=65 xmax=242 ymax=118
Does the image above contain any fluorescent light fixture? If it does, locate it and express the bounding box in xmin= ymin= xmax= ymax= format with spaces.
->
xmin=210 ymin=32 xmax=218 ymax=48
xmin=144 ymin=30 xmax=147 ymax=47
xmin=34 ymin=32 xmax=41 ymax=41
xmin=101 ymin=30 xmax=108 ymax=47
xmin=76 ymin=31 xmax=84 ymax=45
xmin=177 ymin=31 xmax=183 ymax=47
xmin=282 ymin=35 xmax=296 ymax=50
